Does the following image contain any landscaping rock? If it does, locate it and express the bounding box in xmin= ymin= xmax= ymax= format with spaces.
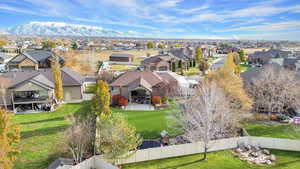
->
xmin=270 ymin=154 xmax=276 ymax=161
xmin=263 ymin=149 xmax=270 ymax=155
xmin=233 ymin=142 xmax=276 ymax=166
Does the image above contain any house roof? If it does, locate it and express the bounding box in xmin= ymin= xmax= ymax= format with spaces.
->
xmin=0 ymin=53 xmax=12 ymax=60
xmin=141 ymin=54 xmax=179 ymax=65
xmin=170 ymin=47 xmax=195 ymax=59
xmin=0 ymin=67 xmax=84 ymax=89
xmin=110 ymin=53 xmax=133 ymax=58
xmin=110 ymin=70 xmax=174 ymax=88
xmin=8 ymin=50 xmax=64 ymax=64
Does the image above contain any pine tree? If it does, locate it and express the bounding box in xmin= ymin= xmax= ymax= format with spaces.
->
xmin=51 ymin=56 xmax=64 ymax=102
xmin=0 ymin=109 xmax=20 ymax=169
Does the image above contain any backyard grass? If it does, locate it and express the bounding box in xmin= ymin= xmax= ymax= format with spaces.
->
xmin=244 ymin=122 xmax=300 ymax=139
xmin=12 ymin=102 xmax=173 ymax=168
xmin=112 ymin=104 xmax=177 ymax=139
xmin=240 ymin=64 xmax=252 ymax=71
xmin=13 ymin=103 xmax=82 ymax=169
xmin=183 ymin=67 xmax=200 ymax=76
xmin=124 ymin=150 xmax=300 ymax=169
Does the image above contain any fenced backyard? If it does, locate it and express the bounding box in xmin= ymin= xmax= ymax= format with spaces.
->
xmin=71 ymin=136 xmax=300 ymax=169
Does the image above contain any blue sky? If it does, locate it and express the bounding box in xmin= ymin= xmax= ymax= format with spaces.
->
xmin=0 ymin=0 xmax=300 ymax=40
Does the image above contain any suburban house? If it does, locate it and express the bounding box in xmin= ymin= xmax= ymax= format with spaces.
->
xmin=170 ymin=47 xmax=196 ymax=60
xmin=109 ymin=53 xmax=134 ymax=62
xmin=0 ymin=53 xmax=13 ymax=72
xmin=248 ymin=49 xmax=291 ymax=65
xmin=0 ymin=53 xmax=13 ymax=64
xmin=6 ymin=50 xmax=65 ymax=71
xmin=141 ymin=53 xmax=184 ymax=71
xmin=110 ymin=70 xmax=179 ymax=104
xmin=0 ymin=67 xmax=84 ymax=112
xmin=269 ymin=57 xmax=300 ymax=71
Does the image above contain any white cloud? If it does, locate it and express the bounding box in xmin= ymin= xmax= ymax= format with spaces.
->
xmin=177 ymin=5 xmax=210 ymax=14
xmin=0 ymin=4 xmax=38 ymax=15
xmin=216 ymin=21 xmax=300 ymax=32
xmin=156 ymin=0 xmax=183 ymax=8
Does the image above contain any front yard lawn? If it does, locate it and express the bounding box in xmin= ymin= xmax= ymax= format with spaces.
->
xmin=124 ymin=150 xmax=300 ymax=169
xmin=244 ymin=122 xmax=300 ymax=139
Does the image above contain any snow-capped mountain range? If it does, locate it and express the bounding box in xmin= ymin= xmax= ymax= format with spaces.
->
xmin=6 ymin=22 xmax=137 ymax=37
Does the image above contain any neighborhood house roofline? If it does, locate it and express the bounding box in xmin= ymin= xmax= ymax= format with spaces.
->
xmin=110 ymin=53 xmax=134 ymax=57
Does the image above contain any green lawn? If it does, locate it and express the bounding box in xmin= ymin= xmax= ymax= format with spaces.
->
xmin=244 ymin=122 xmax=300 ymax=139
xmin=183 ymin=67 xmax=200 ymax=76
xmin=124 ymin=150 xmax=300 ymax=169
xmin=112 ymin=104 xmax=176 ymax=139
xmin=240 ymin=64 xmax=252 ymax=71
xmin=12 ymin=102 xmax=173 ymax=168
xmin=13 ymin=103 xmax=82 ymax=169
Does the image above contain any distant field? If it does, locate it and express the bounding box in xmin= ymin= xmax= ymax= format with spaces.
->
xmin=242 ymin=48 xmax=268 ymax=55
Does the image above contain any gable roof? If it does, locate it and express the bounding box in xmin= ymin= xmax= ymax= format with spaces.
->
xmin=110 ymin=71 xmax=165 ymax=87
xmin=0 ymin=67 xmax=84 ymax=89
xmin=141 ymin=54 xmax=179 ymax=65
xmin=8 ymin=50 xmax=64 ymax=64
xmin=0 ymin=53 xmax=12 ymax=60
xmin=110 ymin=53 xmax=133 ymax=58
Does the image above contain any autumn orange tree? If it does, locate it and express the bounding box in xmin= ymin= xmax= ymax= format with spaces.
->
xmin=51 ymin=56 xmax=64 ymax=102
xmin=0 ymin=109 xmax=20 ymax=169
xmin=207 ymin=52 xmax=252 ymax=115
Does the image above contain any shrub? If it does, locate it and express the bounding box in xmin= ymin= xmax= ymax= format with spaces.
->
xmin=118 ymin=96 xmax=128 ymax=107
xmin=112 ymin=94 xmax=122 ymax=106
xmin=254 ymin=113 xmax=269 ymax=121
xmin=152 ymin=96 xmax=162 ymax=105
xmin=162 ymin=96 xmax=168 ymax=104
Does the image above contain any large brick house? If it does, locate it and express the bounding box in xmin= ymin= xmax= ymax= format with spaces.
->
xmin=6 ymin=50 xmax=64 ymax=71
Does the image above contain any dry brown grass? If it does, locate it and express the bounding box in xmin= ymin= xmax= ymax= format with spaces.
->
xmin=242 ymin=48 xmax=268 ymax=55
xmin=58 ymin=49 xmax=158 ymax=75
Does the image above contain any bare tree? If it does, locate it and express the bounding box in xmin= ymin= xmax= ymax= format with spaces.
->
xmin=169 ymin=81 xmax=237 ymax=160
xmin=0 ymin=77 xmax=10 ymax=111
xmin=65 ymin=117 xmax=94 ymax=164
xmin=245 ymin=65 xmax=300 ymax=119
xmin=97 ymin=71 xmax=115 ymax=84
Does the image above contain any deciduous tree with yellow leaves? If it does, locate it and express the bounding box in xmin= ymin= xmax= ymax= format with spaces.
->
xmin=92 ymin=80 xmax=111 ymax=117
xmin=0 ymin=109 xmax=20 ymax=169
xmin=207 ymin=52 xmax=252 ymax=115
xmin=51 ymin=56 xmax=64 ymax=102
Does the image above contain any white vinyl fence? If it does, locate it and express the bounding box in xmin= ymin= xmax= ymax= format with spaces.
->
xmin=71 ymin=136 xmax=300 ymax=168
xmin=117 ymin=136 xmax=300 ymax=165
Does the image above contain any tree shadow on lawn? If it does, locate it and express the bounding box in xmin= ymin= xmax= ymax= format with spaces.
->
xmin=159 ymin=159 xmax=204 ymax=169
xmin=21 ymin=124 xmax=69 ymax=139
xmin=271 ymin=159 xmax=300 ymax=169
xmin=19 ymin=117 xmax=65 ymax=125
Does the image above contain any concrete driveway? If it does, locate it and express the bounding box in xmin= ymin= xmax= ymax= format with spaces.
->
xmin=125 ymin=104 xmax=155 ymax=111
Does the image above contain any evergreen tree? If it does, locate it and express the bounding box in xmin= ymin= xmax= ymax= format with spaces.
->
xmin=238 ymin=49 xmax=246 ymax=63
xmin=171 ymin=62 xmax=176 ymax=72
xmin=71 ymin=42 xmax=78 ymax=50
xmin=147 ymin=41 xmax=154 ymax=49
